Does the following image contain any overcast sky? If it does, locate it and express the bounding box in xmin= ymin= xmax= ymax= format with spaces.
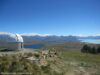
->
xmin=0 ymin=0 xmax=100 ymax=35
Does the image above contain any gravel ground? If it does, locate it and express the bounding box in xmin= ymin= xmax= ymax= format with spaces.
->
xmin=0 ymin=48 xmax=37 ymax=55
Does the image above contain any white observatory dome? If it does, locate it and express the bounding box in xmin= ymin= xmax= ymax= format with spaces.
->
xmin=0 ymin=32 xmax=23 ymax=43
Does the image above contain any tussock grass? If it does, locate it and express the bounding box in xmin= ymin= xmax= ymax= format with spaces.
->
xmin=52 ymin=50 xmax=100 ymax=75
xmin=0 ymin=49 xmax=100 ymax=75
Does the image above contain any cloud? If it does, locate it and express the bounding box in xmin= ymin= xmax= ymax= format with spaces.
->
xmin=92 ymin=34 xmax=100 ymax=36
xmin=71 ymin=34 xmax=88 ymax=37
xmin=20 ymin=33 xmax=100 ymax=37
xmin=20 ymin=33 xmax=54 ymax=36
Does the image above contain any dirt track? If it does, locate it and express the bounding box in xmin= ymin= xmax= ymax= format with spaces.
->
xmin=0 ymin=48 xmax=37 ymax=55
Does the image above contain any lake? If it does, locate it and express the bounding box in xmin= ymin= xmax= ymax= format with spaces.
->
xmin=79 ymin=39 xmax=100 ymax=44
xmin=24 ymin=41 xmax=58 ymax=49
xmin=24 ymin=44 xmax=44 ymax=49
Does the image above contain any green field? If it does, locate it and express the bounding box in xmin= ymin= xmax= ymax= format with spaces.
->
xmin=61 ymin=50 xmax=100 ymax=63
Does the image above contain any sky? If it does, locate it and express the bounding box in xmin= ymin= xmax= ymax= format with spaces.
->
xmin=0 ymin=0 xmax=100 ymax=35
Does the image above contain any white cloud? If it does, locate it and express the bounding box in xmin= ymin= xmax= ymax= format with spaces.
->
xmin=20 ymin=33 xmax=100 ymax=37
xmin=71 ymin=34 xmax=87 ymax=37
xmin=92 ymin=34 xmax=100 ymax=36
xmin=20 ymin=33 xmax=54 ymax=37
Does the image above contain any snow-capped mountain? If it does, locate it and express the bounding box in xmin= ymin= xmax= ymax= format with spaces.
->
xmin=21 ymin=33 xmax=78 ymax=45
xmin=20 ymin=33 xmax=100 ymax=45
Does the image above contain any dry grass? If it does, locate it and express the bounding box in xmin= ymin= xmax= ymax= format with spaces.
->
xmin=48 ymin=50 xmax=100 ymax=75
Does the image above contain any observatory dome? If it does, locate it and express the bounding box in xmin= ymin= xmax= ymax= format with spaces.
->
xmin=0 ymin=32 xmax=23 ymax=43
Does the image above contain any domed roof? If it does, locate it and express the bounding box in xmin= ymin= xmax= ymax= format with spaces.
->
xmin=0 ymin=32 xmax=23 ymax=42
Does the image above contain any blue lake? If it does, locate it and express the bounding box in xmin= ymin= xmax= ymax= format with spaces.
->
xmin=24 ymin=44 xmax=44 ymax=49
xmin=79 ymin=39 xmax=100 ymax=44
xmin=24 ymin=41 xmax=58 ymax=49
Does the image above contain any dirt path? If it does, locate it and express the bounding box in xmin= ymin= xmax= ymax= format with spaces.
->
xmin=0 ymin=48 xmax=37 ymax=55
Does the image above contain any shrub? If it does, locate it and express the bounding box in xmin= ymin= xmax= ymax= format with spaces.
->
xmin=81 ymin=45 xmax=98 ymax=54
xmin=34 ymin=53 xmax=40 ymax=58
xmin=97 ymin=47 xmax=100 ymax=53
xmin=81 ymin=45 xmax=91 ymax=53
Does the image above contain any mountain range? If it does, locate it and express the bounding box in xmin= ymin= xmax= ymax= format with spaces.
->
xmin=21 ymin=33 xmax=100 ymax=45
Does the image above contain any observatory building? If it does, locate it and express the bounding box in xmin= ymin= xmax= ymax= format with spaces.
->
xmin=0 ymin=32 xmax=23 ymax=50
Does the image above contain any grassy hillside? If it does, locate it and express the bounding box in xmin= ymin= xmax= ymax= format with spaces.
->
xmin=0 ymin=49 xmax=100 ymax=75
xmin=48 ymin=50 xmax=100 ymax=75
xmin=43 ymin=42 xmax=83 ymax=50
xmin=43 ymin=42 xmax=100 ymax=50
